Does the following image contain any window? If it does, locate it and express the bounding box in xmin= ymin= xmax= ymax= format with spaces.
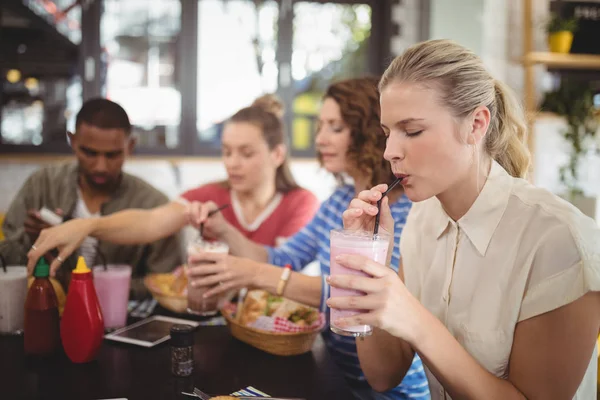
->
xmin=195 ymin=0 xmax=279 ymax=151
xmin=291 ymin=2 xmax=372 ymax=155
xmin=1 ymin=0 xmax=81 ymax=148
xmin=102 ymin=0 xmax=182 ymax=149
xmin=1 ymin=0 xmax=387 ymax=156
xmin=196 ymin=0 xmax=376 ymax=158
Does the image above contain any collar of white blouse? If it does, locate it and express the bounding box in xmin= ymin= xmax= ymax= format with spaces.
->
xmin=432 ymin=160 xmax=513 ymax=257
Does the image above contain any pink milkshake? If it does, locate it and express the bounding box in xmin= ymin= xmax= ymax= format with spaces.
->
xmin=329 ymin=229 xmax=390 ymax=337
xmin=93 ymin=265 xmax=132 ymax=330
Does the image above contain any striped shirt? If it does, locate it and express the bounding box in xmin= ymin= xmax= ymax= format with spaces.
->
xmin=267 ymin=185 xmax=430 ymax=399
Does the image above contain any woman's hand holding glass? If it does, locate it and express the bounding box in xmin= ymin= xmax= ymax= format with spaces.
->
xmin=327 ymin=184 xmax=424 ymax=343
xmin=326 ymin=253 xmax=423 ymax=343
xmin=186 ymin=251 xmax=262 ymax=298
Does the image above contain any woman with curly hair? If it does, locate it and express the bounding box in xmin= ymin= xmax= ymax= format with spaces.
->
xmin=185 ymin=77 xmax=430 ymax=400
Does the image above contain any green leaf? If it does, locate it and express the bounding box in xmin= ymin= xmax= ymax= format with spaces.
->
xmin=545 ymin=13 xmax=578 ymax=33
xmin=539 ymin=78 xmax=599 ymax=193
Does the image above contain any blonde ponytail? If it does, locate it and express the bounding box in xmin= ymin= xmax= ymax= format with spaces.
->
xmin=487 ymin=80 xmax=531 ymax=178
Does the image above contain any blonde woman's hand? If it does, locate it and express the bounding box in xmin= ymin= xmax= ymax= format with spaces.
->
xmin=342 ymin=184 xmax=395 ymax=236
xmin=326 ymin=254 xmax=424 ymax=343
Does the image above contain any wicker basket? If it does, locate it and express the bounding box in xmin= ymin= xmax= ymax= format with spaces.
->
xmin=144 ymin=274 xmax=188 ymax=314
xmin=221 ymin=306 xmax=323 ymax=356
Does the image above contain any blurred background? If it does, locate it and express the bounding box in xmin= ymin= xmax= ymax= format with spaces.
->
xmin=1 ymin=0 xmax=600 ymax=222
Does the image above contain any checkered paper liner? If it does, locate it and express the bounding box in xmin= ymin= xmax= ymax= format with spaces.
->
xmin=223 ymin=303 xmax=325 ymax=333
xmin=249 ymin=314 xmax=325 ymax=333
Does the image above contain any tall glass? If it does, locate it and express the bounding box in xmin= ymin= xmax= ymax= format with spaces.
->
xmin=93 ymin=265 xmax=132 ymax=331
xmin=329 ymin=229 xmax=390 ymax=337
xmin=186 ymin=238 xmax=229 ymax=316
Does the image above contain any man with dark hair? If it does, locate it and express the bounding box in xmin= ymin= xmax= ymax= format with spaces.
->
xmin=0 ymin=98 xmax=182 ymax=298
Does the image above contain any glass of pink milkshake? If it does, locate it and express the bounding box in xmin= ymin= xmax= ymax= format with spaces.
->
xmin=329 ymin=228 xmax=391 ymax=337
xmin=93 ymin=264 xmax=132 ymax=331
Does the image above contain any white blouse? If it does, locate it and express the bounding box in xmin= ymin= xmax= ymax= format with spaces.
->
xmin=400 ymin=160 xmax=600 ymax=400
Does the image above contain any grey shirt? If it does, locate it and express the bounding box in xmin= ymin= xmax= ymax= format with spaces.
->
xmin=0 ymin=161 xmax=182 ymax=299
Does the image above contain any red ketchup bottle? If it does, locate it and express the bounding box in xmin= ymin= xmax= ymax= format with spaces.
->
xmin=24 ymin=257 xmax=60 ymax=356
xmin=60 ymin=256 xmax=104 ymax=363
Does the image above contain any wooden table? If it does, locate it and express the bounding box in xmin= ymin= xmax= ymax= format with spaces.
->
xmin=0 ymin=309 xmax=352 ymax=400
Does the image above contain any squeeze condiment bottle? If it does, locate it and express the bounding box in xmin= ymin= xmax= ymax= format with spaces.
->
xmin=24 ymin=257 xmax=60 ymax=356
xmin=60 ymin=256 xmax=104 ymax=363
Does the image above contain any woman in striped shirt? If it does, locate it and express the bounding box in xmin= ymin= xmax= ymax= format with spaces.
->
xmin=187 ymin=77 xmax=430 ymax=400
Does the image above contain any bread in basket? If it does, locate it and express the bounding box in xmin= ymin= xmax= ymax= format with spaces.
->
xmin=221 ymin=290 xmax=325 ymax=356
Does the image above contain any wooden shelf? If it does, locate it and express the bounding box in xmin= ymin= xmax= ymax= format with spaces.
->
xmin=524 ymin=52 xmax=600 ymax=70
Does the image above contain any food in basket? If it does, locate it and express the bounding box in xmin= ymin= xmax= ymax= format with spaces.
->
xmin=221 ymin=290 xmax=326 ymax=356
xmin=145 ymin=268 xmax=187 ymax=296
xmin=238 ymin=290 xmax=319 ymax=328
xmin=143 ymin=268 xmax=190 ymax=314
xmin=238 ymin=290 xmax=267 ymax=326
xmin=272 ymin=299 xmax=319 ymax=327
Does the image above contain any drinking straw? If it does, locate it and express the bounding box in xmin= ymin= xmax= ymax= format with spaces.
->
xmin=373 ymin=177 xmax=404 ymax=237
xmin=199 ymin=204 xmax=230 ymax=238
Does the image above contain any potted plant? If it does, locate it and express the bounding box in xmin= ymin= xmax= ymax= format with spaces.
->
xmin=545 ymin=13 xmax=578 ymax=53
xmin=541 ymin=78 xmax=598 ymax=218
xmin=540 ymin=79 xmax=599 ymax=217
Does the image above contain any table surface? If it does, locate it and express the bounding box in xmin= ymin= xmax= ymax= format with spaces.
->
xmin=0 ymin=307 xmax=353 ymax=400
